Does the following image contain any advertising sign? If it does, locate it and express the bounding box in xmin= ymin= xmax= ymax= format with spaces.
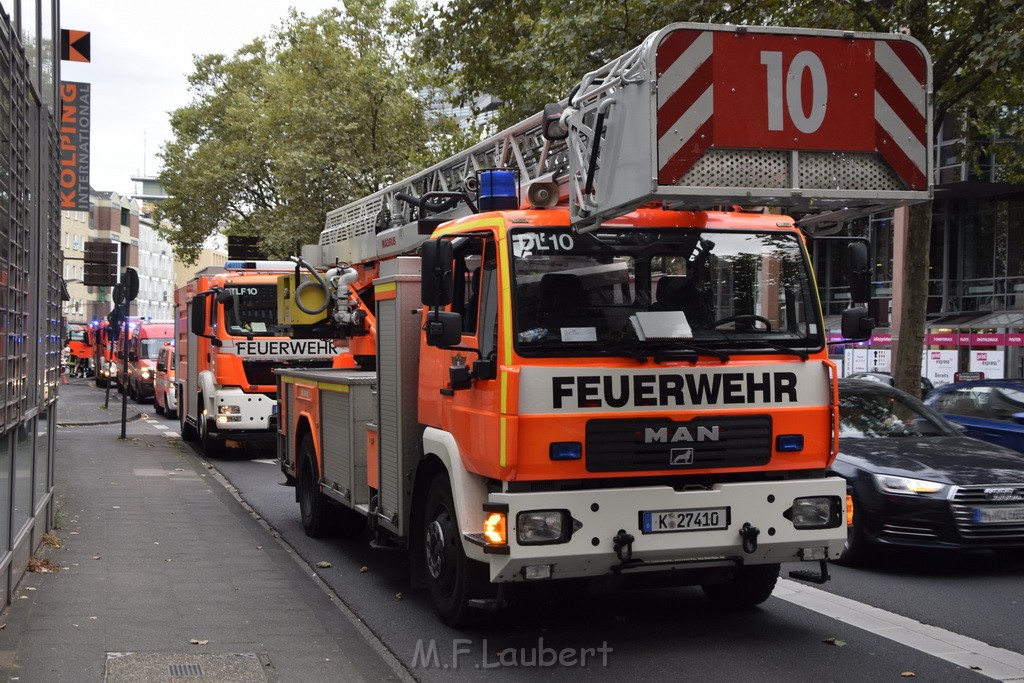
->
xmin=970 ymin=350 xmax=1004 ymax=379
xmin=923 ymin=349 xmax=958 ymax=386
xmin=59 ymin=81 xmax=91 ymax=211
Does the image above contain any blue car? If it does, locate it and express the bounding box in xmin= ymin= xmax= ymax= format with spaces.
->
xmin=924 ymin=380 xmax=1024 ymax=453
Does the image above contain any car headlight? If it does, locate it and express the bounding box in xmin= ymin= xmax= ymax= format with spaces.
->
xmin=874 ymin=473 xmax=946 ymax=495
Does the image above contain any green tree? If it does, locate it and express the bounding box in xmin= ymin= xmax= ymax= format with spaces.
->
xmin=420 ymin=0 xmax=1024 ymax=396
xmin=770 ymin=0 xmax=1024 ymax=397
xmin=158 ymin=1 xmax=436 ymax=263
xmin=417 ymin=0 xmax=779 ymax=129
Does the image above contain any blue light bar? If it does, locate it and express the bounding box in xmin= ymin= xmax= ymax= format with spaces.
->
xmin=549 ymin=442 xmax=582 ymax=460
xmin=776 ymin=435 xmax=804 ymax=452
xmin=478 ymin=170 xmax=519 ymax=211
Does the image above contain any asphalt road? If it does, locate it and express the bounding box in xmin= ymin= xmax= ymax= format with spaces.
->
xmin=131 ymin=396 xmax=1024 ymax=682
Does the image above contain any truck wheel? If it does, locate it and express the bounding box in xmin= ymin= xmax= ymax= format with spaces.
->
xmin=199 ymin=411 xmax=222 ymax=457
xmin=179 ymin=391 xmax=198 ymax=441
xmin=166 ymin=395 xmax=178 ymax=420
xmin=298 ymin=434 xmax=334 ymax=537
xmin=701 ymin=563 xmax=780 ymax=609
xmin=423 ymin=474 xmax=487 ymax=627
xmin=154 ymin=395 xmax=165 ymax=414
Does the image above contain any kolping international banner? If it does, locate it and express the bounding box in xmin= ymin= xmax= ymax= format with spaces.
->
xmin=59 ymin=81 xmax=90 ymax=211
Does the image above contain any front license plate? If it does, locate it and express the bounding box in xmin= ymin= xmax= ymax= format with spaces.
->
xmin=641 ymin=507 xmax=729 ymax=534
xmin=973 ymin=506 xmax=1024 ymax=523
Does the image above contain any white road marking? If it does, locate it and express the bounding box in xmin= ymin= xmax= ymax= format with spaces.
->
xmin=250 ymin=459 xmax=278 ymax=465
xmin=776 ymin=579 xmax=1024 ymax=681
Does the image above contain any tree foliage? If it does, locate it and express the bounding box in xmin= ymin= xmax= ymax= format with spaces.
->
xmin=417 ymin=0 xmax=785 ymax=129
xmin=419 ymin=0 xmax=1023 ymax=398
xmin=157 ymin=1 xmax=436 ymax=263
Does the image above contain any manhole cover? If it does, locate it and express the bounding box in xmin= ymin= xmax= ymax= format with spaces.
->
xmin=105 ymin=652 xmax=272 ymax=682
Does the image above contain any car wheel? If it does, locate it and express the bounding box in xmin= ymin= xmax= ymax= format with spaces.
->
xmin=166 ymin=397 xmax=178 ymax=420
xmin=154 ymin=394 xmax=165 ymax=414
xmin=701 ymin=563 xmax=780 ymax=608
xmin=835 ymin=491 xmax=873 ymax=566
xmin=423 ymin=474 xmax=489 ymax=627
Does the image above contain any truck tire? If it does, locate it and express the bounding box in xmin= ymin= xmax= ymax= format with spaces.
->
xmin=298 ymin=434 xmax=334 ymax=538
xmin=179 ymin=391 xmax=198 ymax=441
xmin=701 ymin=563 xmax=780 ymax=609
xmin=199 ymin=412 xmax=222 ymax=457
xmin=423 ymin=474 xmax=488 ymax=627
xmin=166 ymin=394 xmax=178 ymax=420
xmin=154 ymin=396 xmax=165 ymax=414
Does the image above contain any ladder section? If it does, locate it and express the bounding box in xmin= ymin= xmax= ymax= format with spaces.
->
xmin=316 ymin=111 xmax=571 ymax=266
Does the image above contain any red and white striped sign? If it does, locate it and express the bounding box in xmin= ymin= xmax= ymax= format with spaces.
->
xmin=655 ymin=28 xmax=928 ymax=190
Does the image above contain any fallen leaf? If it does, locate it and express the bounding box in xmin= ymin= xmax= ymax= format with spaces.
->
xmin=359 ymin=566 xmax=368 ymax=573
xmin=395 ymin=592 xmax=403 ymax=601
xmin=316 ymin=561 xmax=332 ymax=568
xmin=822 ymin=638 xmax=846 ymax=647
xmin=27 ymin=558 xmax=61 ymax=573
xmin=901 ymin=673 xmax=915 ymax=678
xmin=190 ymin=639 xmax=209 ymax=645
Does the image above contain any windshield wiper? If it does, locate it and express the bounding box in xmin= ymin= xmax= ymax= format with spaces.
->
xmin=651 ymin=343 xmax=730 ymax=364
xmin=600 ymin=343 xmax=650 ymax=362
xmin=715 ymin=339 xmax=809 ymax=361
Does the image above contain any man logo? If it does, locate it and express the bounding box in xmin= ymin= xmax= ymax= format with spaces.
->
xmin=670 ymin=448 xmax=694 ymax=465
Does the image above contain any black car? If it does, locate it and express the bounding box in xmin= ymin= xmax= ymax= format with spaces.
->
xmin=829 ymin=379 xmax=1024 ymax=564
xmin=845 ymin=371 xmax=934 ymax=399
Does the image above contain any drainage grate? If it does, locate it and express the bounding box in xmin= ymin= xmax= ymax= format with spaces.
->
xmin=169 ymin=663 xmax=205 ymax=677
xmin=105 ymin=652 xmax=270 ymax=682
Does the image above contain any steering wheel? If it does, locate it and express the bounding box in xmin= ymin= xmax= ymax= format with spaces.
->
xmin=708 ymin=314 xmax=772 ymax=332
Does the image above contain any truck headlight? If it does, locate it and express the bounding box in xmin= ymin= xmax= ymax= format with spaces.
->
xmin=786 ymin=496 xmax=842 ymax=529
xmin=217 ymin=405 xmax=242 ymax=423
xmin=141 ymin=369 xmax=151 ymax=379
xmin=516 ymin=510 xmax=571 ymax=545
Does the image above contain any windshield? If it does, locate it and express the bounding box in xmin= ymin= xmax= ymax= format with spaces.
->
xmin=839 ymin=390 xmax=956 ymax=438
xmin=140 ymin=338 xmax=171 ymax=360
xmin=509 ymin=227 xmax=823 ymax=358
xmin=222 ymin=284 xmax=280 ymax=336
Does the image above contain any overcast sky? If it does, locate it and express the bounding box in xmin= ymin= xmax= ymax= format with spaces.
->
xmin=60 ymin=0 xmax=340 ymax=196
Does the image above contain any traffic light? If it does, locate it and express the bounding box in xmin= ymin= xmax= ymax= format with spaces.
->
xmin=84 ymin=240 xmax=119 ymax=286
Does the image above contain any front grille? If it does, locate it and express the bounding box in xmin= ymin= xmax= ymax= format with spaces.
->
xmin=586 ymin=415 xmax=771 ymax=472
xmin=950 ymin=484 xmax=1024 ymax=542
xmin=242 ymin=358 xmax=333 ymax=386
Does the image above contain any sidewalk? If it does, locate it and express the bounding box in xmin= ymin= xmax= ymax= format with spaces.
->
xmin=0 ymin=380 xmax=401 ymax=682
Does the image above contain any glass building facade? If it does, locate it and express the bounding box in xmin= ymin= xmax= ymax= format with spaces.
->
xmin=0 ymin=0 xmax=62 ymax=605
xmin=813 ymin=115 xmax=1024 ymax=383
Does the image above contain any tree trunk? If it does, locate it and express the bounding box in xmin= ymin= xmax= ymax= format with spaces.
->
xmin=894 ymin=201 xmax=933 ymax=396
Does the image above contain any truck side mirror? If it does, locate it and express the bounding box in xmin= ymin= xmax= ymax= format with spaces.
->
xmin=840 ymin=306 xmax=875 ymax=341
xmin=421 ymin=239 xmax=454 ymax=307
xmin=846 ymin=242 xmax=871 ymax=304
xmin=190 ymin=295 xmax=207 ymax=336
xmin=424 ymin=311 xmax=463 ymax=347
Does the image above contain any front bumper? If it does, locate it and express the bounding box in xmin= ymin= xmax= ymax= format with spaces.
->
xmin=474 ymin=478 xmax=847 ymax=582
xmin=210 ymin=389 xmax=277 ymax=433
